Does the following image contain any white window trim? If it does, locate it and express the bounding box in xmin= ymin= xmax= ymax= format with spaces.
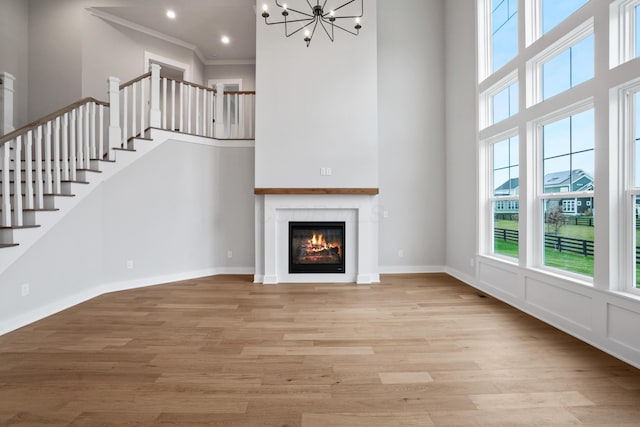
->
xmin=615 ymin=77 xmax=640 ymax=295
xmin=610 ymin=0 xmax=640 ymax=68
xmin=484 ymin=129 xmax=520 ymax=258
xmin=526 ymin=18 xmax=594 ymax=108
xmin=532 ymin=98 xmax=595 ymax=281
xmin=480 ymin=70 xmax=519 ymax=130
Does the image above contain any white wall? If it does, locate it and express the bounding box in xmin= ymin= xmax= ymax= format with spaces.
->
xmin=445 ymin=0 xmax=477 ymax=276
xmin=205 ymin=64 xmax=256 ymax=90
xmin=254 ymin=0 xmax=378 ymax=188
xmin=23 ymin=0 xmax=206 ymax=122
xmin=0 ymin=139 xmax=254 ymax=333
xmin=0 ymin=0 xmax=29 ymax=128
xmin=377 ymin=0 xmax=446 ymax=271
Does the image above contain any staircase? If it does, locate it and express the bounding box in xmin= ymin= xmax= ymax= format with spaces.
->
xmin=0 ymin=64 xmax=255 ymax=272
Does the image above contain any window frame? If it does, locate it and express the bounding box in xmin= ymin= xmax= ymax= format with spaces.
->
xmin=532 ymin=99 xmax=595 ymax=281
xmin=480 ymin=70 xmax=519 ymax=129
xmin=478 ymin=0 xmax=519 ymax=82
xmin=526 ymin=18 xmax=594 ymax=108
xmin=610 ymin=0 xmax=640 ymax=68
xmin=485 ymin=130 xmax=521 ymax=260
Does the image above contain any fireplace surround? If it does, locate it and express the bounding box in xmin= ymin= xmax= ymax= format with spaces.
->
xmin=254 ymin=191 xmax=380 ymax=284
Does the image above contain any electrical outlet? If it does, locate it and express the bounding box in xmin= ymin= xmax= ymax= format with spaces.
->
xmin=470 ymin=258 xmax=475 ymax=267
xmin=398 ymin=249 xmax=404 ymax=258
xmin=326 ymin=167 xmax=332 ymax=176
xmin=127 ymin=260 xmax=134 ymax=270
xmin=227 ymin=250 xmax=233 ymax=259
xmin=383 ymin=210 xmax=389 ymax=218
xmin=320 ymin=167 xmax=327 ymax=176
xmin=21 ymin=283 xmax=29 ymax=297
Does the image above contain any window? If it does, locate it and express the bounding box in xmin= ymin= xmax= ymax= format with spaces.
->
xmin=492 ymin=0 xmax=518 ymax=72
xmin=527 ymin=19 xmax=593 ymax=107
xmin=491 ymin=135 xmax=519 ymax=258
xmin=631 ymin=90 xmax=640 ymax=290
xmin=542 ymin=0 xmax=589 ymax=35
xmin=542 ymin=34 xmax=594 ymax=100
xmin=493 ymin=82 xmax=519 ymax=124
xmin=636 ymin=5 xmax=640 ymax=57
xmin=610 ymin=0 xmax=640 ymax=67
xmin=480 ymin=71 xmax=518 ymax=129
xmin=540 ymin=106 xmax=594 ymax=277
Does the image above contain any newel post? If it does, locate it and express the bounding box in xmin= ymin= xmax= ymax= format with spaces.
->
xmin=107 ymin=76 xmax=121 ymax=158
xmin=214 ymin=82 xmax=225 ymax=138
xmin=0 ymin=72 xmax=16 ymax=135
xmin=149 ymin=63 xmax=161 ymax=128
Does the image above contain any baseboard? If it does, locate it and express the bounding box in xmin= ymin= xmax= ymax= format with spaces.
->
xmin=379 ymin=265 xmax=446 ymax=274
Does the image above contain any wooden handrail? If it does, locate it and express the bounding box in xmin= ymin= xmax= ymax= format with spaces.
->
xmin=162 ymin=76 xmax=216 ymax=93
xmin=119 ymin=72 xmax=152 ymax=90
xmin=224 ymin=91 xmax=256 ymax=95
xmin=0 ymin=97 xmax=108 ymax=145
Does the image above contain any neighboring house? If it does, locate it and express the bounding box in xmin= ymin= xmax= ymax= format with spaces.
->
xmin=495 ymin=169 xmax=594 ymax=215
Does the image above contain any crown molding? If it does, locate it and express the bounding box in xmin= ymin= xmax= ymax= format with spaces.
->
xmin=205 ymin=59 xmax=256 ymax=66
xmin=86 ymin=7 xmax=207 ymax=64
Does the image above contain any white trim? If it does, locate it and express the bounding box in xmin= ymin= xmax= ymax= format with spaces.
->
xmin=206 ymin=59 xmax=256 ymax=66
xmin=378 ymin=265 xmax=445 ymax=274
xmin=144 ymin=52 xmax=191 ymax=82
xmin=86 ymin=8 xmax=207 ymax=63
xmin=610 ymin=0 xmax=640 ymax=68
xmin=526 ymin=18 xmax=594 ymax=107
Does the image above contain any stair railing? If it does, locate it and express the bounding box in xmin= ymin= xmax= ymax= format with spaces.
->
xmin=0 ymin=97 xmax=109 ymax=228
xmin=0 ymin=72 xmax=16 ymax=135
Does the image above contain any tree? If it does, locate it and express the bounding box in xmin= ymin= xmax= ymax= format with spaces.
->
xmin=545 ymin=203 xmax=564 ymax=235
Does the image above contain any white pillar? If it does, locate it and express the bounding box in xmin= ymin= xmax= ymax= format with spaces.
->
xmin=107 ymin=76 xmax=121 ymax=160
xmin=214 ymin=83 xmax=225 ymax=138
xmin=0 ymin=72 xmax=16 ymax=135
xmin=149 ymin=63 xmax=161 ymax=128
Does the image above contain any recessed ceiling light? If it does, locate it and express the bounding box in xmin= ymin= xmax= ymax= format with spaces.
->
xmin=221 ymin=36 xmax=230 ymax=44
xmin=166 ymin=10 xmax=176 ymax=19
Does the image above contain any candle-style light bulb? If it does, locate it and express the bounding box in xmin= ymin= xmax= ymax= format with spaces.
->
xmin=355 ymin=16 xmax=362 ymax=30
xmin=263 ymin=4 xmax=268 ymax=11
xmin=282 ymin=3 xmax=287 ymax=10
xmin=329 ymin=10 xmax=336 ymax=22
xmin=262 ymin=3 xmax=269 ymax=18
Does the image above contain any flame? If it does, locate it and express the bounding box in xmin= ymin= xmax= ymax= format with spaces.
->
xmin=305 ymin=233 xmax=341 ymax=257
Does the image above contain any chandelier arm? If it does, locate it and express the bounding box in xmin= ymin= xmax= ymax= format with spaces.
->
xmin=319 ymin=19 xmax=335 ymax=42
xmin=265 ymin=17 xmax=314 ymax=25
xmin=274 ymin=0 xmax=314 ymax=17
xmin=308 ymin=18 xmax=320 ymax=43
xmin=321 ymin=0 xmax=328 ymax=11
xmin=285 ymin=19 xmax=315 ymax=38
xmin=330 ymin=0 xmax=361 ymax=15
xmin=320 ymin=17 xmax=359 ymax=36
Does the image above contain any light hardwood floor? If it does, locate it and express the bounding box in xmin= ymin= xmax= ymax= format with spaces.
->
xmin=0 ymin=274 xmax=639 ymax=426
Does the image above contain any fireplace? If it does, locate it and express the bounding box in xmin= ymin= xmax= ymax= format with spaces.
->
xmin=289 ymin=222 xmax=345 ymax=274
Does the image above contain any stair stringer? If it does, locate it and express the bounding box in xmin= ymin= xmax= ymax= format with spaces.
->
xmin=0 ymin=130 xmax=173 ymax=276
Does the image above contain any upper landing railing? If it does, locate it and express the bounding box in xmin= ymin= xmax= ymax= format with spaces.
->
xmin=0 ymin=65 xmax=255 ymax=228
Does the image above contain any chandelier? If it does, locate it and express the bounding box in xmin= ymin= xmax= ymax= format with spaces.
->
xmin=261 ymin=0 xmax=363 ymax=47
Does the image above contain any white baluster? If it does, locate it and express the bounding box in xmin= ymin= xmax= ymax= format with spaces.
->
xmin=1 ymin=142 xmax=11 ymax=226
xmin=162 ymin=78 xmax=167 ymax=129
xmin=70 ymin=109 xmax=77 ymax=181
xmin=150 ymin=64 xmax=161 ymax=129
xmin=76 ymin=106 xmax=84 ymax=170
xmin=34 ymin=126 xmax=43 ymax=209
xmin=132 ymin=83 xmax=137 ymax=141
xmin=98 ymin=105 xmax=104 ymax=160
xmin=249 ymin=94 xmax=254 ymax=139
xmin=122 ymin=86 xmax=128 ymax=147
xmin=179 ymin=82 xmax=184 ymax=132
xmin=140 ymin=78 xmax=145 ymax=134
xmin=235 ymin=94 xmax=241 ymax=138
xmin=44 ymin=121 xmax=52 ymax=194
xmin=61 ymin=113 xmax=69 ymax=181
xmin=53 ymin=116 xmax=61 ymax=194
xmin=226 ymin=94 xmax=231 ymax=138
xmin=12 ymin=136 xmax=22 ymax=226
xmin=83 ymin=104 xmax=90 ymax=169
xmin=187 ymin=84 xmax=192 ymax=134
xmin=90 ymin=102 xmax=96 ymax=160
xmin=202 ymin=89 xmax=207 ymax=137
xmin=171 ymin=80 xmax=176 ymax=131
xmin=215 ymin=83 xmax=225 ymax=138
xmin=108 ymin=77 xmax=121 ymax=160
xmin=195 ymin=88 xmax=200 ymax=135
xmin=24 ymin=130 xmax=33 ymax=209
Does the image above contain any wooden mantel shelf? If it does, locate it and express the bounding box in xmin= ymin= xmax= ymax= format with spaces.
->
xmin=254 ymin=188 xmax=379 ymax=195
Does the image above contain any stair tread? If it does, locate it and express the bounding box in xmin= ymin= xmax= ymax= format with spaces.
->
xmin=113 ymin=147 xmax=137 ymax=152
xmin=0 ymin=225 xmax=40 ymax=230
xmin=0 ymin=243 xmax=19 ymax=248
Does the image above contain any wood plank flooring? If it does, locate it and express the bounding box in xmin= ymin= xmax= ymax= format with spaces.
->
xmin=0 ymin=273 xmax=639 ymax=426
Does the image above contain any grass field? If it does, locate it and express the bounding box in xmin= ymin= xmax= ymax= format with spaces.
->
xmin=494 ymin=239 xmax=594 ymax=276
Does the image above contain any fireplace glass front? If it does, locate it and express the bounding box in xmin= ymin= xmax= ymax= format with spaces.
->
xmin=289 ymin=222 xmax=345 ymax=274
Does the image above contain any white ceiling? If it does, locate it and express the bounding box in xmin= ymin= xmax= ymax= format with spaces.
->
xmin=92 ymin=0 xmax=257 ymax=63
